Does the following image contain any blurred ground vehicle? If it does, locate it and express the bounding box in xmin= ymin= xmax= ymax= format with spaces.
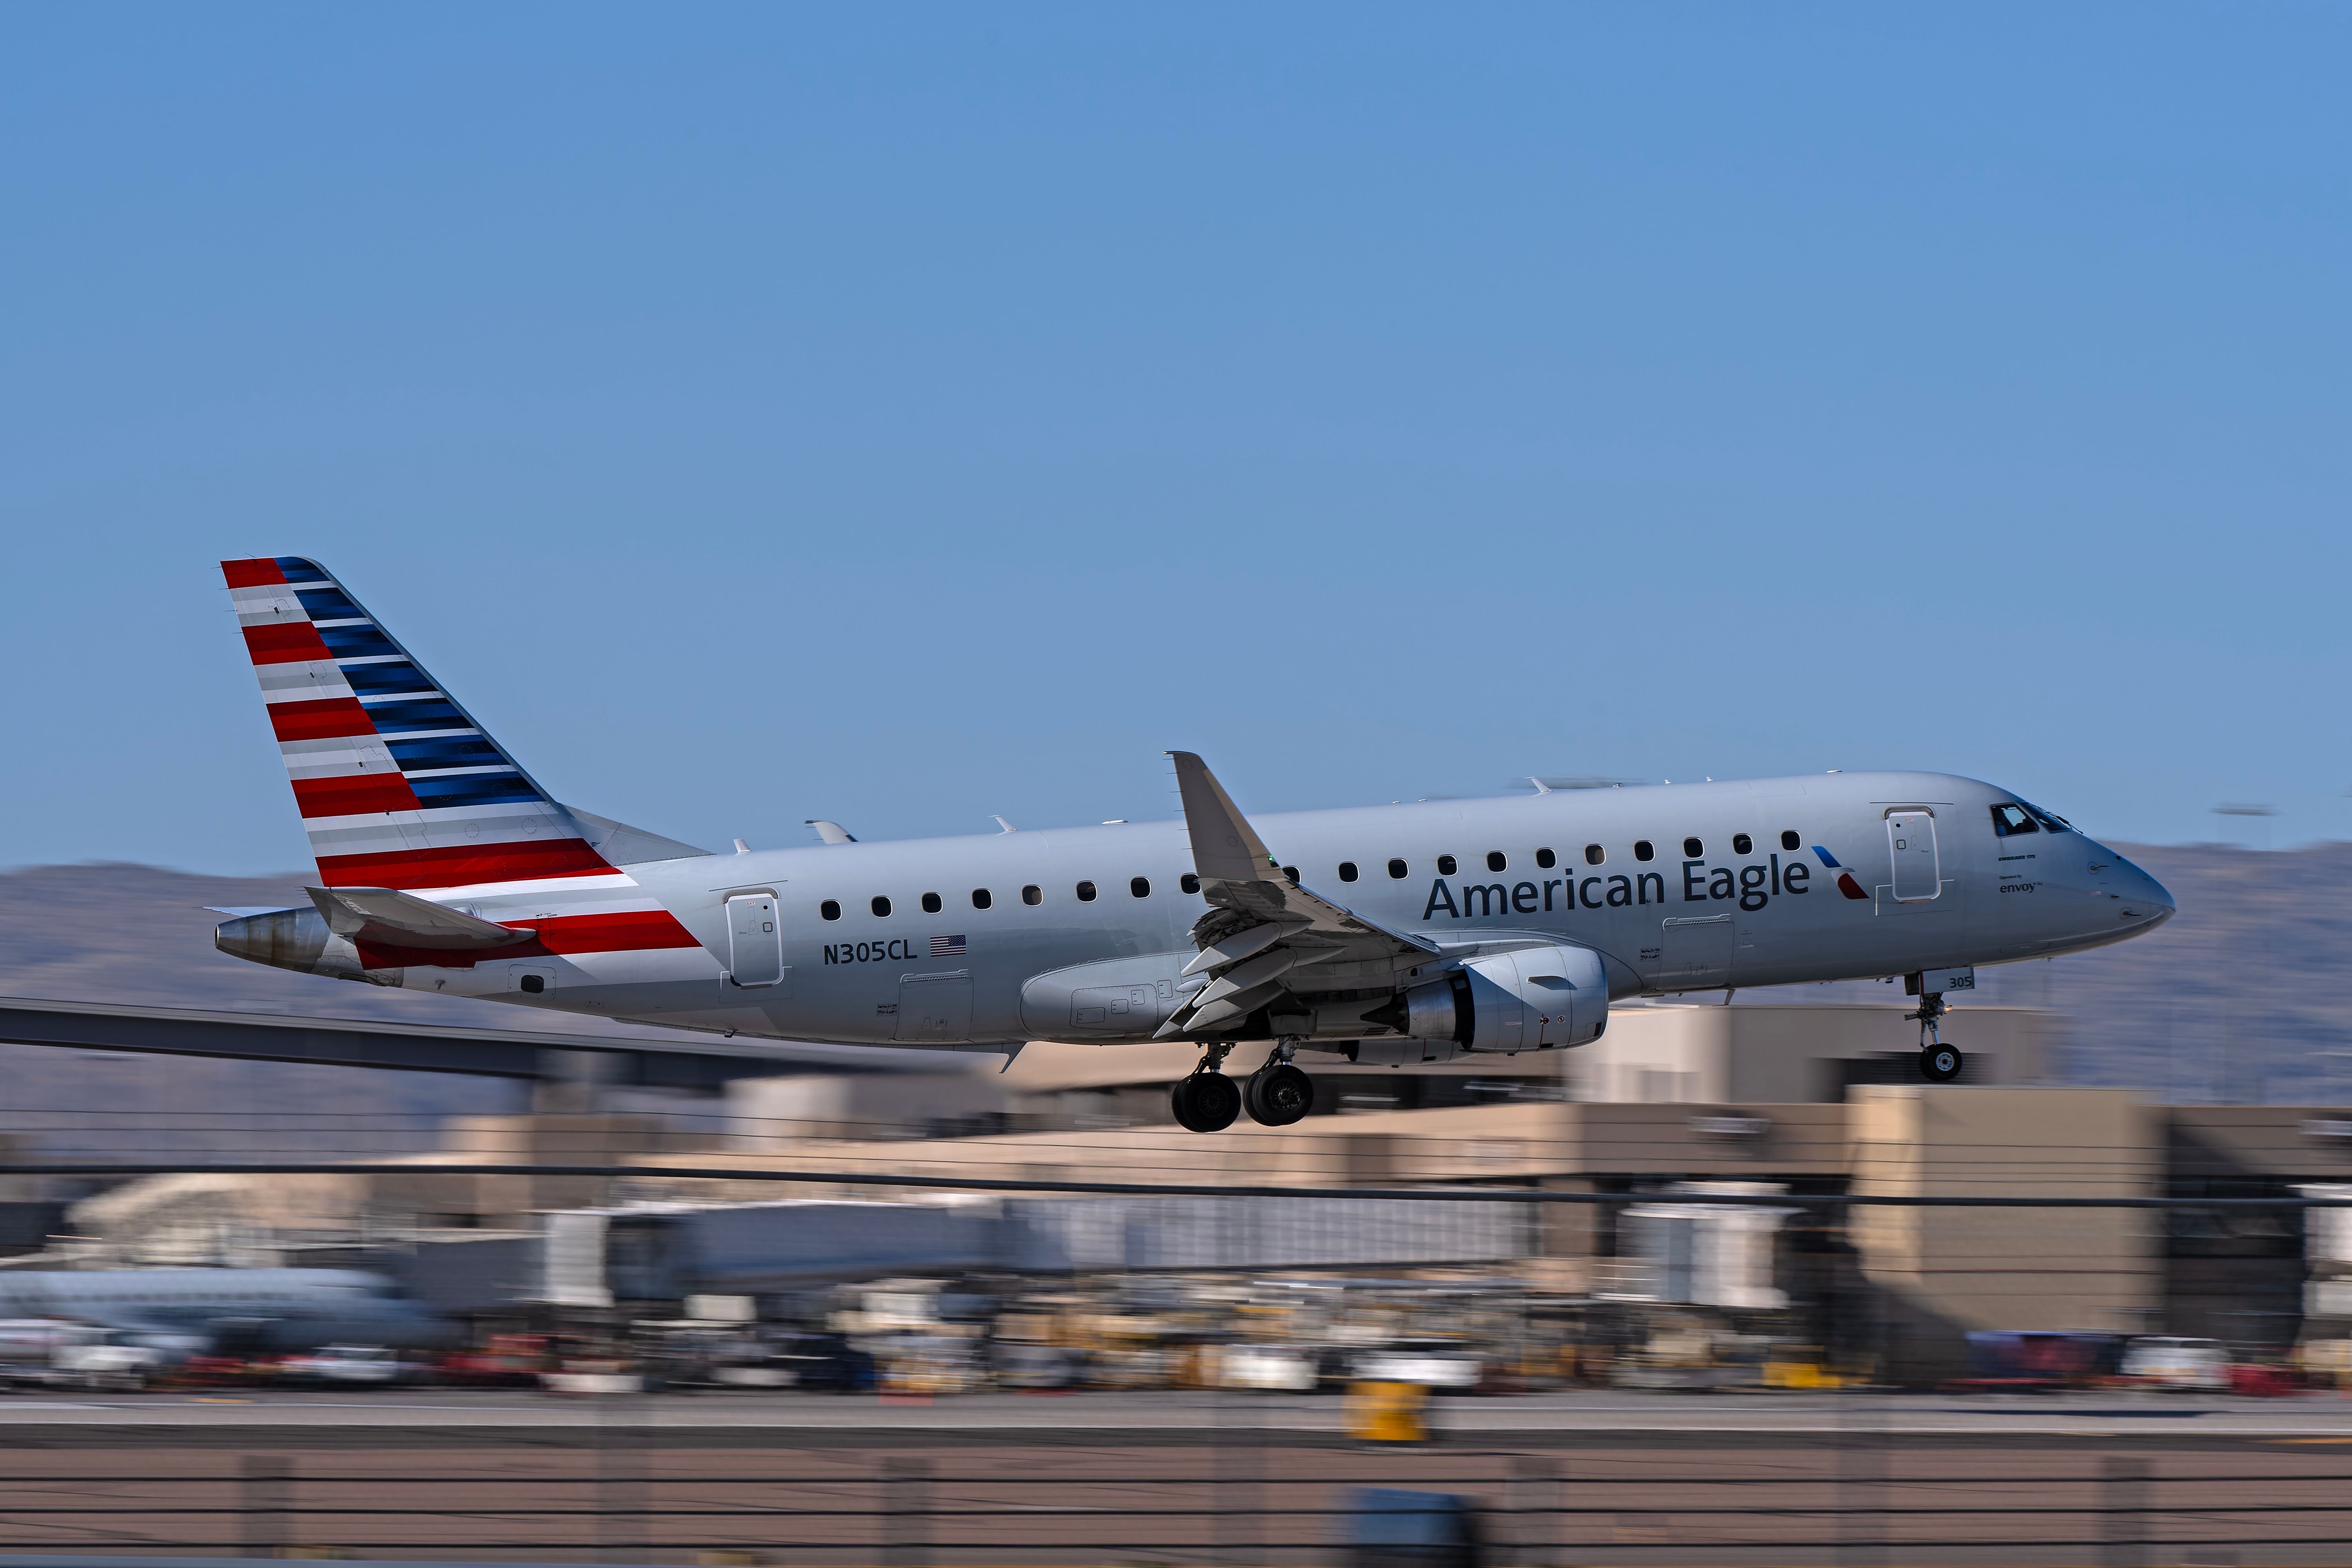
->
xmin=51 ymin=1330 xmax=167 ymax=1391
xmin=2121 ymin=1335 xmax=2229 ymax=1390
xmin=1351 ymin=1342 xmax=1483 ymax=1392
xmin=277 ymin=1345 xmax=424 ymax=1386
xmin=439 ymin=1332 xmax=551 ymax=1387
xmin=1956 ymin=1330 xmax=2127 ymax=1392
xmin=1342 ymin=1487 xmax=1484 ymax=1568
xmin=0 ymin=1320 xmax=171 ymax=1391
xmin=2227 ymin=1360 xmax=2301 ymax=1396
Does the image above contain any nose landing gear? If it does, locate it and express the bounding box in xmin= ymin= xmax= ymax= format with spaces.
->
xmin=1909 ymin=991 xmax=1965 ymax=1083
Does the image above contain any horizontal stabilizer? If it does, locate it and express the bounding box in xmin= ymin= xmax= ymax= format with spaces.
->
xmin=305 ymin=886 xmax=532 ymax=951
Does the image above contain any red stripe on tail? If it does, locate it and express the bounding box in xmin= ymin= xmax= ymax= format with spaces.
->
xmin=316 ymin=838 xmax=616 ymax=891
xmin=292 ymin=773 xmax=423 ymax=817
xmin=267 ymin=697 xmax=377 ymax=742
xmin=221 ymin=558 xmax=289 ymax=589
xmin=241 ymin=622 xmax=332 ymax=665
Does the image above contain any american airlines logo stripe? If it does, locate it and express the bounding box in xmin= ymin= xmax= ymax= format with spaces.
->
xmin=315 ymin=840 xmax=617 ymax=892
xmin=221 ymin=555 xmax=623 ymax=898
xmin=349 ymin=907 xmax=701 ymax=969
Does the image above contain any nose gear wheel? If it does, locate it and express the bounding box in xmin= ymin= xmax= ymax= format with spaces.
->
xmin=1907 ymin=991 xmax=1965 ymax=1083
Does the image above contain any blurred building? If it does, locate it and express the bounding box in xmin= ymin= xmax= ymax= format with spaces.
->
xmin=39 ymin=1002 xmax=2352 ymax=1380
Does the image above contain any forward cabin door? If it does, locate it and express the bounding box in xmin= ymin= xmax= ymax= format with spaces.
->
xmin=726 ymin=894 xmax=785 ymax=987
xmin=1886 ymin=811 xmax=1940 ymax=902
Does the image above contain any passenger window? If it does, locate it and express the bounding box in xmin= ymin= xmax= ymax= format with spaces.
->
xmin=1130 ymin=876 xmax=1150 ymax=898
xmin=871 ymin=896 xmax=893 ymax=918
xmin=1780 ymin=830 xmax=1800 ymax=852
xmin=971 ymin=889 xmax=993 ymax=910
xmin=1021 ymin=884 xmax=1042 ymax=906
xmin=1075 ymin=881 xmax=1098 ymax=902
xmin=1732 ymin=833 xmax=1753 ymax=855
xmin=1633 ymin=841 xmax=1654 ymax=862
xmin=1583 ymin=844 xmax=1604 ymax=866
xmin=1387 ymin=858 xmax=1408 ymax=880
xmin=1534 ymin=848 xmax=1555 ymax=870
xmin=820 ymin=900 xmax=842 ymax=922
xmin=1338 ymin=862 xmax=1359 ymax=882
xmin=1991 ymin=804 xmax=2038 ymax=837
xmin=1436 ymin=855 xmax=1458 ymax=876
xmin=1181 ymin=873 xmax=1200 ymax=894
xmin=921 ymin=892 xmax=943 ymax=914
xmin=1682 ymin=837 xmax=1703 ymax=859
xmin=1485 ymin=851 xmax=1506 ymax=873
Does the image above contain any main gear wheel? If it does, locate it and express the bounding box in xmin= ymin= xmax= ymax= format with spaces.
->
xmin=1244 ymin=1062 xmax=1315 ymax=1127
xmin=1171 ymin=1071 xmax=1241 ymax=1132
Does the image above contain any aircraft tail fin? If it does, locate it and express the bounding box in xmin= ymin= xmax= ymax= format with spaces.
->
xmin=218 ymin=557 xmax=695 ymax=893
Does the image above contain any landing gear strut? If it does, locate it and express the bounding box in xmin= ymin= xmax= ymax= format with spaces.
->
xmin=1243 ymin=1039 xmax=1315 ymax=1127
xmin=1909 ymin=991 xmax=1964 ymax=1083
xmin=1170 ymin=1045 xmax=1241 ymax=1132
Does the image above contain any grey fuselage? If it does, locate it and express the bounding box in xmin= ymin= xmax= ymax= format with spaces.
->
xmin=390 ymin=771 xmax=2172 ymax=1050
xmin=0 ymin=1269 xmax=454 ymax=1354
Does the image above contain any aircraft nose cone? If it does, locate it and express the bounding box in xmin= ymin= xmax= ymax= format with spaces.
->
xmin=2123 ymin=866 xmax=2175 ymax=928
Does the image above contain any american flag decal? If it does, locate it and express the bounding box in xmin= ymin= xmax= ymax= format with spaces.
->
xmin=931 ymin=935 xmax=967 ymax=957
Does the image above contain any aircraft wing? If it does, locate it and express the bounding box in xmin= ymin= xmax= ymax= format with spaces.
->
xmin=1160 ymin=751 xmax=1439 ymax=1036
xmin=305 ymin=887 xmax=533 ymax=951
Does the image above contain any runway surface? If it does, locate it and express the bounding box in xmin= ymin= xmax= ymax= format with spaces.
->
xmin=0 ymin=1387 xmax=2345 ymax=1441
xmin=0 ymin=1394 xmax=2345 ymax=1564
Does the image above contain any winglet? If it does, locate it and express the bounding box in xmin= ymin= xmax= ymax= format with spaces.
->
xmin=1167 ymin=751 xmax=1279 ymax=885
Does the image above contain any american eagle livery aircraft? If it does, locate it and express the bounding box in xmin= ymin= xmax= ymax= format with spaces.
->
xmin=212 ymin=558 xmax=2175 ymax=1132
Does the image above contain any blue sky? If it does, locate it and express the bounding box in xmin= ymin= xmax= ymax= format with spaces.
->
xmin=4 ymin=5 xmax=2347 ymax=873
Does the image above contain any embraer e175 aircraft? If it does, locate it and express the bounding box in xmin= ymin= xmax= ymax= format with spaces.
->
xmin=212 ymin=558 xmax=2174 ymax=1133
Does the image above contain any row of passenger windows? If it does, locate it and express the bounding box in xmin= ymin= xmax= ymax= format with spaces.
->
xmin=811 ymin=828 xmax=1809 ymax=921
xmin=818 ymin=873 xmax=1202 ymax=921
xmin=1332 ymin=829 xmax=1803 ymax=881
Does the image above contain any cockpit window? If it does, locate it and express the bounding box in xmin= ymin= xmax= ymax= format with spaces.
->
xmin=2022 ymin=800 xmax=2073 ymax=833
xmin=1991 ymin=804 xmax=2038 ymax=837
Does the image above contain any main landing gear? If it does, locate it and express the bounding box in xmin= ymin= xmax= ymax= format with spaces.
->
xmin=1170 ymin=1042 xmax=1317 ymax=1132
xmin=1909 ymin=991 xmax=1965 ymax=1084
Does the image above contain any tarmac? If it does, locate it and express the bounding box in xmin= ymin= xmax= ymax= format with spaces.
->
xmin=0 ymin=1386 xmax=2343 ymax=1441
xmin=0 ymin=1392 xmax=2343 ymax=1564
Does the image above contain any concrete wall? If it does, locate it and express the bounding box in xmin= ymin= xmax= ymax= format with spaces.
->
xmin=1563 ymin=1004 xmax=2056 ymax=1104
xmin=1849 ymin=1087 xmax=2161 ymax=1368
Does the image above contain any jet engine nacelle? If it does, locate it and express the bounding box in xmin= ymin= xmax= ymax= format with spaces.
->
xmin=213 ymin=907 xmax=383 ymax=984
xmin=1399 ymin=944 xmax=1608 ymax=1053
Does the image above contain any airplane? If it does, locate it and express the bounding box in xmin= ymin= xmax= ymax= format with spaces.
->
xmin=0 ymin=1268 xmax=454 ymax=1356
xmin=211 ymin=557 xmax=2176 ymax=1133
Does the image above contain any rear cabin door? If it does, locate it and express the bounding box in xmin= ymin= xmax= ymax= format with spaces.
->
xmin=1654 ymin=914 xmax=1735 ymax=991
xmin=1886 ymin=812 xmax=1940 ymax=902
xmin=726 ymin=894 xmax=785 ymax=987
